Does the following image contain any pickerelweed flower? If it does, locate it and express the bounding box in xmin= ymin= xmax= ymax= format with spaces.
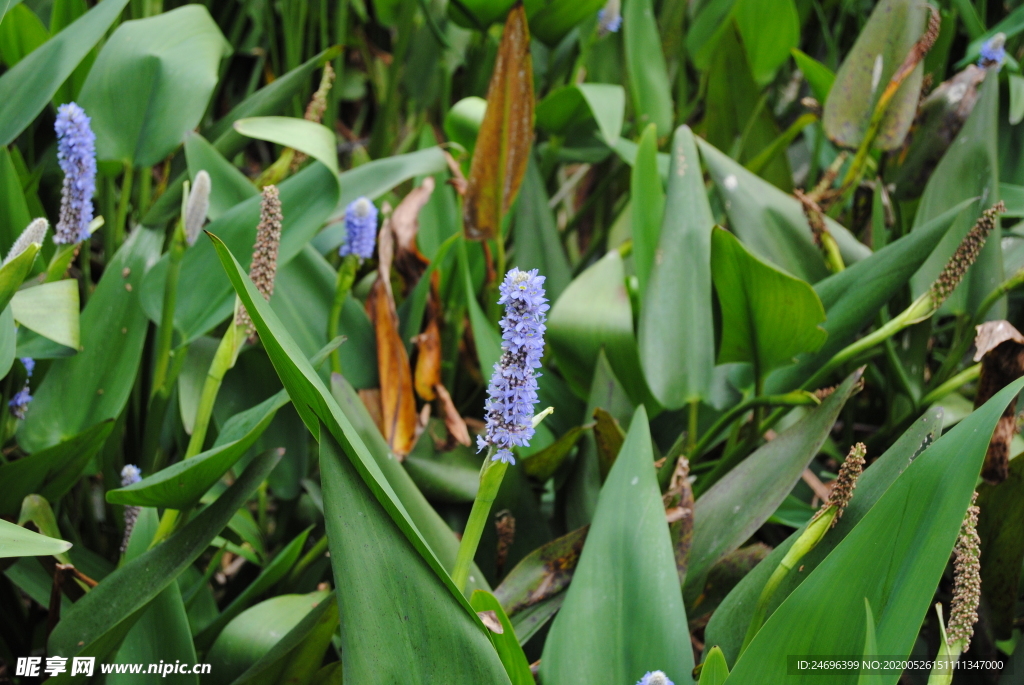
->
xmin=339 ymin=197 xmax=378 ymax=261
xmin=978 ymin=33 xmax=1007 ymax=70
xmin=236 ymin=185 xmax=283 ymax=337
xmin=598 ymin=0 xmax=622 ymax=34
xmin=637 ymin=671 xmax=674 ymax=685
xmin=184 ymin=170 xmax=211 ymax=246
xmin=4 ymin=219 xmax=48 ymax=266
xmin=477 ymin=268 xmax=548 ymax=465
xmin=8 ymin=357 xmax=34 ymax=420
xmin=54 ymin=102 xmax=96 ymax=244
xmin=947 ymin=493 xmax=981 ymax=651
xmin=120 ymin=464 xmax=142 ymax=554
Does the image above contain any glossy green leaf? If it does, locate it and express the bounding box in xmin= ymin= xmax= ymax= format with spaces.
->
xmin=448 ymin=0 xmax=515 ymax=29
xmin=19 ymin=227 xmax=163 ymax=452
xmin=623 ymin=0 xmax=673 ymax=136
xmin=230 ymin=592 xmax=338 ymax=685
xmin=535 ymin=83 xmax=626 ymax=147
xmin=791 ymin=49 xmax=835 ymax=103
xmin=765 ymin=200 xmax=970 ymax=394
xmin=527 ymin=0 xmax=606 ymax=46
xmin=78 ymin=5 xmax=229 ymax=166
xmin=312 ymin=147 xmax=449 ymax=253
xmin=522 ymin=424 xmax=588 ymax=482
xmin=0 ymin=0 xmax=130 ymax=147
xmin=107 ymin=581 xmax=197 ymax=685
xmin=0 ymin=0 xmax=21 ymax=23
xmin=108 ymin=392 xmax=287 ymax=509
xmin=512 ymin=157 xmax=573 ymax=301
xmin=631 ymin=123 xmax=665 ymax=297
xmin=0 ymin=307 xmax=14 ymax=378
xmin=0 ymin=420 xmax=113 ymax=517
xmin=0 ymin=517 xmax=73 ymax=558
xmin=494 ymin=525 xmax=588 ymax=619
xmin=207 ymin=591 xmax=330 ymax=684
xmin=47 ymin=449 xmax=282 ymax=665
xmin=711 ymin=227 xmax=827 ymax=379
xmin=704 ymin=408 xmax=943 ymax=665
xmin=699 ymin=646 xmax=730 ymax=685
xmin=685 ymin=371 xmax=861 ymax=602
xmin=10 ymin=279 xmax=79 ymax=349
xmin=445 ymin=96 xmax=487 ymax=154
xmin=733 ymin=0 xmax=799 ymax=85
xmin=403 ymin=444 xmax=481 ymax=503
xmin=140 ymin=163 xmax=339 ymax=343
xmin=908 ymin=74 xmax=1002 ymax=317
xmin=234 ymin=117 xmax=340 ymax=176
xmin=0 ymin=242 xmax=41 ymax=313
xmin=470 ymin=590 xmax=533 ymax=685
xmin=821 ymin=0 xmax=927 ymax=150
xmin=183 ymin=131 xmax=259 ymax=222
xmin=0 ymin=147 xmax=32 ymax=254
xmin=49 ymin=0 xmax=94 ymax=107
xmin=726 ymin=379 xmax=1024 ymax=683
xmin=547 ymin=250 xmax=653 ymax=407
xmin=541 ymin=406 xmax=692 ymax=685
xmin=0 ymin=4 xmax=48 ymax=68
xmin=330 ymin=373 xmax=489 ymax=592
xmin=461 ymin=239 xmax=502 ymax=376
xmin=698 ymin=138 xmax=870 ymax=282
xmin=639 ymin=125 xmax=715 ymax=408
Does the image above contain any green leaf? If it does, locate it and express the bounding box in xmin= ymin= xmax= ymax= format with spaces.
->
xmin=1012 ymin=75 xmax=1024 ymax=126
xmin=206 ymin=591 xmax=330 ymax=684
xmin=857 ymin=600 xmax=883 ymax=685
xmin=685 ymin=371 xmax=861 ymax=602
xmin=541 ymin=406 xmax=693 ymax=685
xmin=0 ymin=420 xmax=113 ymax=517
xmin=0 ymin=0 xmax=130 ymax=147
xmin=108 ymin=392 xmax=287 ymax=509
xmin=47 ymin=449 xmax=282 ymax=665
xmin=0 ymin=0 xmax=22 ymax=23
xmin=49 ymin=0 xmax=94 ymax=107
xmin=0 ymin=242 xmax=41 ymax=312
xmin=639 ymin=125 xmax=715 ymax=408
xmin=229 ymin=592 xmax=339 ymax=685
xmin=0 ymin=4 xmax=48 ymax=68
xmin=631 ymin=123 xmax=665 ymax=297
xmin=445 ymin=96 xmax=487 ymax=154
xmin=821 ymin=0 xmax=927 ymax=150
xmin=0 ymin=147 xmax=32 ymax=255
xmin=733 ymin=0 xmax=799 ymax=85
xmin=0 ymin=307 xmax=15 ymax=378
xmin=522 ymin=424 xmax=588 ymax=482
xmin=511 ymin=157 xmax=573 ymax=301
xmin=183 ymin=131 xmax=259 ymax=222
xmin=0 ymin=517 xmax=72 ymax=558
xmin=461 ymin=238 xmax=502 ymax=376
xmin=470 ymin=590 xmax=534 ymax=685
xmin=77 ymin=5 xmax=230 ymax=166
xmin=698 ymin=137 xmax=870 ymax=282
xmin=727 ymin=379 xmax=1024 ymax=683
xmin=765 ymin=200 xmax=971 ymax=394
xmin=535 ymin=83 xmax=626 ymax=147
xmin=711 ymin=227 xmax=827 ymax=379
xmin=312 ymin=147 xmax=450 ymax=253
xmin=139 ymin=163 xmax=338 ymax=344
xmin=196 ymin=528 xmax=312 ymax=650
xmin=448 ymin=0 xmax=515 ymax=29
xmin=791 ymin=49 xmax=835 ymax=103
xmin=19 ymin=227 xmax=163 ymax=452
xmin=10 ymin=279 xmax=79 ymax=349
xmin=548 ymin=251 xmax=654 ymax=407
xmin=908 ymin=74 xmax=1002 ymax=317
xmin=107 ymin=583 xmax=197 ymax=685
xmin=527 ymin=0 xmax=605 ymax=46
xmin=699 ymin=646 xmax=730 ymax=685
xmin=320 ymin=429 xmax=512 ymax=682
xmin=704 ymin=407 xmax=943 ymax=665
xmin=623 ymin=0 xmax=673 ymax=136
xmin=234 ymin=117 xmax=340 ymax=176
xmin=494 ymin=526 xmax=588 ymax=619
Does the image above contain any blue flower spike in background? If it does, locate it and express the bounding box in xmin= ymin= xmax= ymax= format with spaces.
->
xmin=638 ymin=671 xmax=674 ymax=685
xmin=328 ymin=196 xmax=380 ymax=374
xmin=978 ymin=32 xmax=1006 ymax=70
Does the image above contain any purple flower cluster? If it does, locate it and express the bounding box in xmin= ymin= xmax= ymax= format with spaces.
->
xmin=477 ymin=268 xmax=548 ymax=465
xmin=637 ymin=671 xmax=674 ymax=685
xmin=979 ymin=33 xmax=1006 ymax=70
xmin=120 ymin=464 xmax=142 ymax=554
xmin=54 ymin=103 xmax=96 ymax=245
xmin=9 ymin=358 xmax=34 ymax=420
xmin=598 ymin=0 xmax=622 ymax=34
xmin=339 ymin=197 xmax=378 ymax=260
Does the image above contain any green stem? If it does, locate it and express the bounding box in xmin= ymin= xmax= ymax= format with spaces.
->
xmin=919 ymin=364 xmax=981 ymax=408
xmin=686 ymin=399 xmax=699 ymax=456
xmin=691 ymin=391 xmax=820 ymax=460
xmin=114 ymin=163 xmax=134 ymax=251
xmin=151 ymin=227 xmax=186 ymax=398
xmin=327 ymin=254 xmax=359 ymax=375
xmin=285 ymin=534 xmax=329 ymax=586
xmin=186 ymin=320 xmax=244 ymax=459
xmin=452 ymin=450 xmax=508 ymax=592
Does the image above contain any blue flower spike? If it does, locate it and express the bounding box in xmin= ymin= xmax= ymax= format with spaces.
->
xmin=54 ymin=103 xmax=97 ymax=244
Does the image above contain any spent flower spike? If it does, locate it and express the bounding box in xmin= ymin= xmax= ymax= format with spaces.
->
xmin=478 ymin=268 xmax=548 ymax=465
xmin=339 ymin=197 xmax=378 ymax=261
xmin=979 ymin=33 xmax=1007 ymax=70
xmin=947 ymin=493 xmax=981 ymax=651
xmin=236 ymin=185 xmax=283 ymax=337
xmin=54 ymin=103 xmax=96 ymax=244
xmin=637 ymin=671 xmax=674 ymax=685
xmin=4 ymin=219 xmax=48 ymax=266
xmin=930 ymin=203 xmax=1004 ymax=307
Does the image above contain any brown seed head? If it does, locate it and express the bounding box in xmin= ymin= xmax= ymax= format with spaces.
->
xmin=812 ymin=442 xmax=866 ymax=526
xmin=930 ymin=202 xmax=1005 ymax=306
xmin=236 ymin=185 xmax=283 ymax=336
xmin=947 ymin=493 xmax=981 ymax=651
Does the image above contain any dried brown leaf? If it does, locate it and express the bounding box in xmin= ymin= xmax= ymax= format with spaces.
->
xmin=434 ymin=382 xmax=471 ymax=447
xmin=366 ymin=279 xmax=418 ymax=458
xmin=414 ymin=315 xmax=442 ymax=401
xmin=974 ymin=320 xmax=1024 ymax=362
xmin=477 ymin=610 xmax=504 ymax=634
xmin=974 ymin=322 xmax=1024 ymax=483
xmin=463 ymin=4 xmax=535 ymax=240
